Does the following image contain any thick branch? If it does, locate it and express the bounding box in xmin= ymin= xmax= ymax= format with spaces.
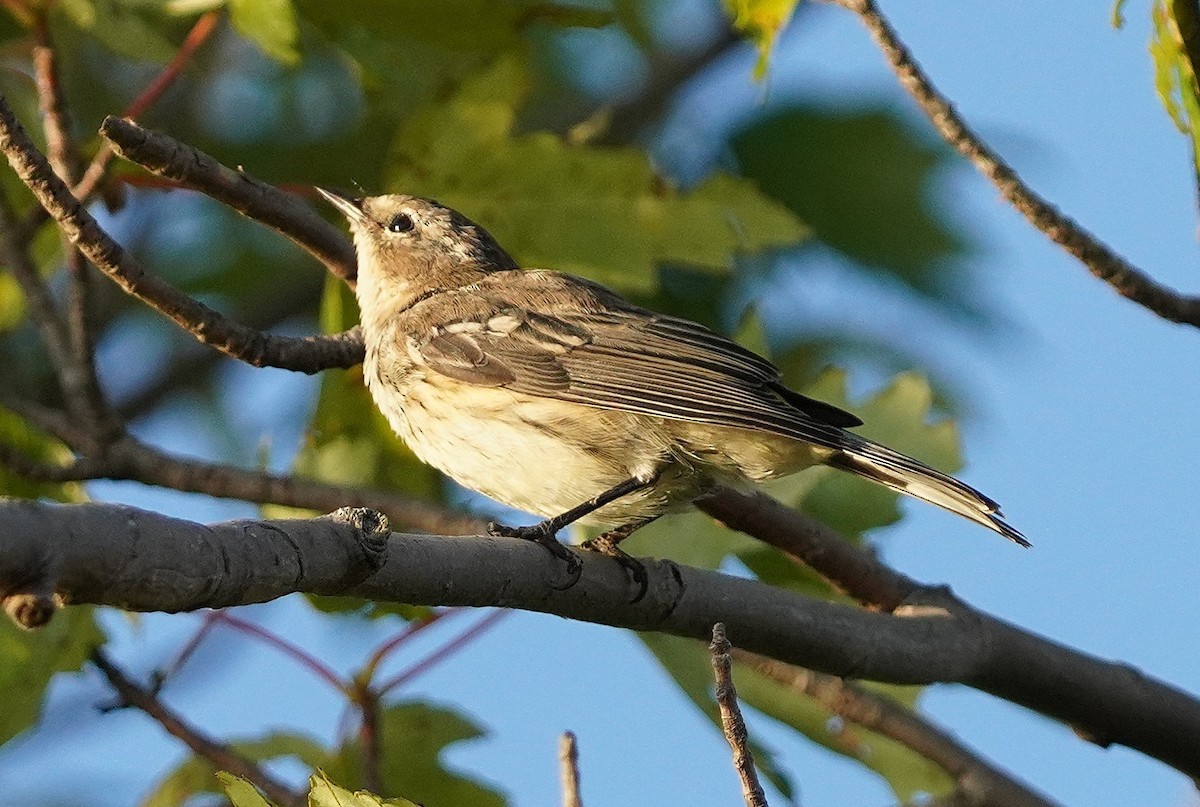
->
xmin=0 ymin=95 xmax=363 ymax=373
xmin=2 ymin=500 xmax=1200 ymax=779
xmin=830 ymin=0 xmax=1200 ymax=327
xmin=99 ymin=116 xmax=357 ymax=282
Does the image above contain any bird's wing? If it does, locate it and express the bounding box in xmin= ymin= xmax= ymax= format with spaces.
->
xmin=404 ymin=276 xmax=1026 ymax=545
xmin=406 ymin=286 xmax=863 ymax=449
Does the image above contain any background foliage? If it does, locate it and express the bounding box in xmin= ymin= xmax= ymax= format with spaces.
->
xmin=2 ymin=1 xmax=1195 ymax=805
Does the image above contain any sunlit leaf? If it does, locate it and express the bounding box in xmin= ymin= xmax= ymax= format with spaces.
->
xmin=217 ymin=773 xmax=275 ymax=807
xmin=144 ymin=733 xmax=330 ymax=807
xmin=722 ymin=0 xmax=800 ymax=78
xmin=308 ymin=771 xmax=421 ymax=807
xmin=1150 ymin=0 xmax=1200 ymax=172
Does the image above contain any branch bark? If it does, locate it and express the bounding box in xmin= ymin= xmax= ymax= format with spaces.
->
xmin=0 ymin=94 xmax=364 ymax=373
xmin=2 ymin=499 xmax=1199 ymax=780
xmin=99 ymin=116 xmax=357 ymax=282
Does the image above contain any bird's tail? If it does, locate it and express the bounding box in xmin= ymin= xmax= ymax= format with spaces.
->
xmin=826 ymin=438 xmax=1029 ymax=547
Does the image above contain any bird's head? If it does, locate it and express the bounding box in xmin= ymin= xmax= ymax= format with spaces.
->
xmin=317 ymin=188 xmax=517 ymax=317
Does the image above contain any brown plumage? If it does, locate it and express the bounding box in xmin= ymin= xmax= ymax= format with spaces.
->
xmin=318 ymin=189 xmax=1028 ymax=551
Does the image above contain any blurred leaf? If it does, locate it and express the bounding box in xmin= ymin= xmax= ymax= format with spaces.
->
xmin=640 ymin=633 xmax=797 ymax=802
xmin=722 ymin=0 xmax=799 ymax=78
xmin=732 ymin=107 xmax=971 ymax=299
xmin=291 ymin=276 xmax=442 ymax=499
xmin=0 ymin=608 xmax=103 ymax=747
xmin=229 ymin=0 xmax=300 ymax=66
xmin=217 ymin=773 xmax=275 ymax=807
xmin=0 ymin=274 xmax=25 ymax=332
xmin=731 ymin=660 xmax=953 ymax=801
xmin=1151 ymin=0 xmax=1200 ymax=172
xmin=309 ymin=772 xmax=421 ymax=807
xmin=387 ymin=54 xmax=806 ymax=295
xmin=799 ymin=369 xmax=962 ymax=541
xmin=0 ymin=410 xmax=86 ymax=502
xmin=146 ymin=733 xmax=329 ymax=807
xmin=327 ymin=701 xmax=505 ymax=806
xmin=57 ymin=0 xmax=179 ymax=61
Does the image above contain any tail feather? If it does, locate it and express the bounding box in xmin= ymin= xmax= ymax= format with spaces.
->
xmin=827 ymin=446 xmax=1030 ymax=547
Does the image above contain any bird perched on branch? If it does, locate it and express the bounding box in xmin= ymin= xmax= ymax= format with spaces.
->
xmin=318 ymin=188 xmax=1027 ymax=582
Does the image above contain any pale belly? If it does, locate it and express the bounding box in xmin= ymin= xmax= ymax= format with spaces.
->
xmin=366 ymin=362 xmax=829 ymax=526
xmin=370 ymin=371 xmax=689 ymax=524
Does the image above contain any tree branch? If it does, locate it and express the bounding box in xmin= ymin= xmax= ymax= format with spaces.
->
xmin=91 ymin=649 xmax=305 ymax=807
xmin=736 ymin=650 xmax=1058 ymax=807
xmin=0 ymin=94 xmax=363 ymax=373
xmin=3 ymin=499 xmax=1200 ymax=780
xmin=828 ymin=0 xmax=1200 ymax=326
xmin=99 ymin=116 xmax=357 ymax=282
xmin=559 ymin=731 xmax=583 ymax=807
xmin=710 ymin=623 xmax=769 ymax=807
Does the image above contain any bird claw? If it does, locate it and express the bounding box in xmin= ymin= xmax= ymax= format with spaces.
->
xmin=581 ymin=534 xmax=648 ymax=603
xmin=488 ymin=520 xmax=582 ymax=589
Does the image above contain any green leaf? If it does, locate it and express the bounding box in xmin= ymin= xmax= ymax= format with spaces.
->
xmin=308 ymin=771 xmax=421 ymax=807
xmin=217 ymin=773 xmax=276 ymax=807
xmin=386 ymin=54 xmax=806 ymax=296
xmin=145 ymin=733 xmax=330 ymax=807
xmin=796 ymin=370 xmax=962 ymax=542
xmin=326 ymin=701 xmax=505 ymax=807
xmin=1150 ymin=0 xmax=1200 ymax=173
xmin=641 ymin=633 xmax=952 ymax=803
xmin=732 ymin=106 xmax=973 ymax=301
xmin=0 ymin=274 xmax=25 ymax=332
xmin=229 ymin=0 xmax=301 ymax=66
xmin=56 ymin=0 xmax=179 ymax=61
xmin=730 ymin=662 xmax=953 ymax=801
xmin=290 ymin=276 xmax=442 ymax=501
xmin=0 ymin=409 xmax=86 ymax=502
xmin=722 ymin=0 xmax=800 ymax=78
xmin=0 ymin=608 xmax=103 ymax=747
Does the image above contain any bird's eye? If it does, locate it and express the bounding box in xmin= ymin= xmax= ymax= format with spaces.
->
xmin=387 ymin=213 xmax=415 ymax=234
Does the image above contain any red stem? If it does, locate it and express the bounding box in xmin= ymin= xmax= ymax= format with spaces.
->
xmin=377 ymin=610 xmax=509 ymax=695
xmin=211 ymin=610 xmax=347 ymax=693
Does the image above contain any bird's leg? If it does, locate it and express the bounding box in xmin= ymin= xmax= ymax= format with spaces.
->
xmin=488 ymin=474 xmax=659 ymax=582
xmin=582 ymin=516 xmax=660 ymax=602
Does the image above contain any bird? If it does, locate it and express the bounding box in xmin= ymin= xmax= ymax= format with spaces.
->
xmin=317 ymin=188 xmax=1028 ymax=581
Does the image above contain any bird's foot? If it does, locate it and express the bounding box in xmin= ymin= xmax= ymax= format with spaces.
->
xmin=488 ymin=520 xmax=582 ymax=588
xmin=582 ymin=532 xmax=648 ymax=603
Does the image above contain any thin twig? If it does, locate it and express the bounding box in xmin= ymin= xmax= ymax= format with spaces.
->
xmin=0 ymin=91 xmax=363 ymax=372
xmin=99 ymin=116 xmax=357 ymax=281
xmin=376 ymin=610 xmax=509 ymax=694
xmin=828 ymin=0 xmax=1200 ymax=326
xmin=207 ymin=610 xmax=347 ymax=692
xmin=106 ymin=433 xmax=485 ymax=535
xmin=31 ymin=15 xmax=109 ymax=430
xmin=736 ymin=650 xmax=1060 ymax=807
xmin=91 ymin=649 xmax=304 ymax=807
xmin=361 ymin=609 xmax=461 ymax=681
xmin=72 ymin=9 xmax=222 ymax=203
xmin=559 ymin=731 xmax=583 ymax=807
xmin=710 ymin=623 xmax=768 ymax=807
xmin=354 ymin=685 xmax=384 ymax=795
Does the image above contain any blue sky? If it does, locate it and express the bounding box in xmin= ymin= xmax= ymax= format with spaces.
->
xmin=3 ymin=3 xmax=1199 ymax=806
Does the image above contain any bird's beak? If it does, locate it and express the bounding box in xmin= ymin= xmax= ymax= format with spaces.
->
xmin=316 ymin=186 xmax=369 ymax=225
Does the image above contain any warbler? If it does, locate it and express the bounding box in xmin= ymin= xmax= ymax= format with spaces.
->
xmin=317 ymin=188 xmax=1027 ymax=574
